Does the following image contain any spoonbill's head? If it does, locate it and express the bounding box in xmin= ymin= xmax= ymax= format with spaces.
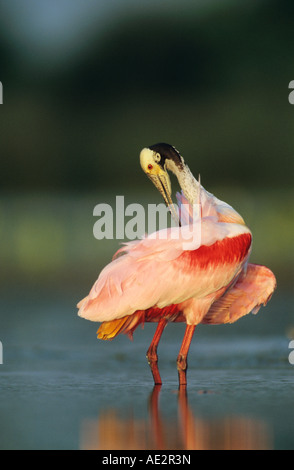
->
xmin=140 ymin=143 xmax=184 ymax=222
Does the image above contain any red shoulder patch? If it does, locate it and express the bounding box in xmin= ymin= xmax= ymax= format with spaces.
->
xmin=180 ymin=233 xmax=252 ymax=269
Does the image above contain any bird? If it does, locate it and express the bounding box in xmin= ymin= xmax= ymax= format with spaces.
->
xmin=77 ymin=143 xmax=276 ymax=386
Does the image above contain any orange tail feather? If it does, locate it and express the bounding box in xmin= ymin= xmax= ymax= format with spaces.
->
xmin=97 ymin=312 xmax=145 ymax=340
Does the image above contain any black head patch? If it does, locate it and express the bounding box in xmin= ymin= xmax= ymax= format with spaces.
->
xmin=149 ymin=143 xmax=184 ymax=170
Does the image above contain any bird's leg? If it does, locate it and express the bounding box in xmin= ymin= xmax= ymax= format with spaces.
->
xmin=177 ymin=324 xmax=196 ymax=387
xmin=146 ymin=319 xmax=167 ymax=385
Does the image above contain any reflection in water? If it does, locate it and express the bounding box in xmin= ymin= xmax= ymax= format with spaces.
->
xmin=80 ymin=386 xmax=272 ymax=450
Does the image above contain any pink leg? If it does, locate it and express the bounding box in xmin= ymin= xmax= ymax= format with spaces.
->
xmin=177 ymin=324 xmax=196 ymax=387
xmin=146 ymin=319 xmax=167 ymax=385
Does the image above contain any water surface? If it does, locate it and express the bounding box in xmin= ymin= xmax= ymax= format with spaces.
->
xmin=0 ymin=288 xmax=293 ymax=450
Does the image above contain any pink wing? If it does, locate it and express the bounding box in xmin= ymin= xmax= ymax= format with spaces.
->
xmin=77 ymin=216 xmax=252 ymax=324
xmin=202 ymin=263 xmax=277 ymax=325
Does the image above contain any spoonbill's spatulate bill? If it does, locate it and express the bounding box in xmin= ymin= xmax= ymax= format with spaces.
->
xmin=77 ymin=143 xmax=276 ymax=386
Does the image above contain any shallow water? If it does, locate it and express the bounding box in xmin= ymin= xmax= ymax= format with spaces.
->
xmin=0 ymin=288 xmax=294 ymax=450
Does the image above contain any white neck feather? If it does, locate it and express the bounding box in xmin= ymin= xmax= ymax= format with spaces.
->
xmin=166 ymin=159 xmax=200 ymax=204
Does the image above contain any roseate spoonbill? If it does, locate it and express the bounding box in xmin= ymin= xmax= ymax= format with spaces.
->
xmin=77 ymin=143 xmax=276 ymax=386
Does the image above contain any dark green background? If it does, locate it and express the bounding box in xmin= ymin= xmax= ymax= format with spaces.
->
xmin=0 ymin=0 xmax=293 ymax=294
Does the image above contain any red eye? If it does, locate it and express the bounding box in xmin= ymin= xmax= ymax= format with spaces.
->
xmin=148 ymin=164 xmax=153 ymax=170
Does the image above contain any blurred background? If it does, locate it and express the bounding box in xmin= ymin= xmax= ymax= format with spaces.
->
xmin=0 ymin=0 xmax=294 ymax=450
xmin=0 ymin=0 xmax=293 ymax=293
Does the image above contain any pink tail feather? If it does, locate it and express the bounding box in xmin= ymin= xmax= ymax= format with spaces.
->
xmin=202 ymin=264 xmax=276 ymax=325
